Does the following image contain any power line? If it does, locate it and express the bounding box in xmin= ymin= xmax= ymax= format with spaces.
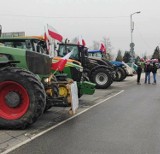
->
xmin=0 ymin=14 xmax=129 ymax=19
xmin=136 ymin=26 xmax=152 ymax=50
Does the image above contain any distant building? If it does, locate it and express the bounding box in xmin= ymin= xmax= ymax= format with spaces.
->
xmin=1 ymin=32 xmax=25 ymax=38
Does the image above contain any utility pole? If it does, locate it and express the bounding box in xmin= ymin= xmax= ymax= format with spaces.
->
xmin=130 ymin=11 xmax=141 ymax=64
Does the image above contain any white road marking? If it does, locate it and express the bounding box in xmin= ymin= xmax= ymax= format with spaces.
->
xmin=3 ymin=90 xmax=124 ymax=154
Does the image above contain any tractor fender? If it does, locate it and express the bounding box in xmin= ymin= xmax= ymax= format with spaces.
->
xmin=90 ymin=65 xmax=112 ymax=75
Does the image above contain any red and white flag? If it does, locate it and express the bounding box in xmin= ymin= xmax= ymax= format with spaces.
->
xmin=77 ymin=37 xmax=86 ymax=46
xmin=44 ymin=32 xmax=50 ymax=52
xmin=47 ymin=24 xmax=63 ymax=42
xmin=82 ymin=39 xmax=86 ymax=46
xmin=100 ymin=43 xmax=106 ymax=54
xmin=51 ymin=49 xmax=74 ymax=71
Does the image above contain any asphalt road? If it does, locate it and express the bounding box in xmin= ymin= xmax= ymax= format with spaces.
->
xmin=8 ymin=73 xmax=160 ymax=154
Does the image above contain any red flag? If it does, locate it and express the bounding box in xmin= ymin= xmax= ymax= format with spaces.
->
xmin=82 ymin=39 xmax=86 ymax=46
xmin=51 ymin=59 xmax=67 ymax=71
xmin=47 ymin=24 xmax=63 ymax=42
xmin=100 ymin=43 xmax=104 ymax=51
xmin=100 ymin=43 xmax=106 ymax=54
xmin=51 ymin=49 xmax=74 ymax=71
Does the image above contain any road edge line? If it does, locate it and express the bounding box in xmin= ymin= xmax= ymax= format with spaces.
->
xmin=3 ymin=90 xmax=124 ymax=154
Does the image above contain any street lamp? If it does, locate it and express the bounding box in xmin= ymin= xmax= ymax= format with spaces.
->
xmin=130 ymin=11 xmax=141 ymax=64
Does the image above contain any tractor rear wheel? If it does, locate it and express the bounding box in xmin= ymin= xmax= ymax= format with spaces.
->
xmin=91 ymin=68 xmax=112 ymax=89
xmin=121 ymin=68 xmax=127 ymax=80
xmin=115 ymin=67 xmax=127 ymax=81
xmin=0 ymin=67 xmax=46 ymax=129
xmin=114 ymin=67 xmax=125 ymax=81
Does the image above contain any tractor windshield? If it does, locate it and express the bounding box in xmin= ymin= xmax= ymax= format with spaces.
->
xmin=3 ymin=41 xmax=27 ymax=50
xmin=58 ymin=45 xmax=79 ymax=60
xmin=88 ymin=52 xmax=102 ymax=58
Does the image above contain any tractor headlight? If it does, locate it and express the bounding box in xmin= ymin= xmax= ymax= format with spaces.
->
xmin=80 ymin=67 xmax=83 ymax=72
xmin=75 ymin=67 xmax=83 ymax=72
xmin=44 ymin=78 xmax=49 ymax=83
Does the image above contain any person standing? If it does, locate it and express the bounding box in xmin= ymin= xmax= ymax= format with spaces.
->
xmin=144 ymin=61 xmax=152 ymax=84
xmin=151 ymin=61 xmax=158 ymax=84
xmin=136 ymin=63 xmax=142 ymax=85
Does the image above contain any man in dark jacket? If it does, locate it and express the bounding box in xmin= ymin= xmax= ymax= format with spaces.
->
xmin=152 ymin=62 xmax=158 ymax=84
xmin=136 ymin=63 xmax=142 ymax=85
xmin=144 ymin=62 xmax=152 ymax=84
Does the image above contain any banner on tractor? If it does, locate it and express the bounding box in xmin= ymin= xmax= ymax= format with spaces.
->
xmin=70 ymin=81 xmax=79 ymax=114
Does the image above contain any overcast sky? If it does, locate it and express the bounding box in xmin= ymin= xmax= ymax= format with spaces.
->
xmin=1 ymin=0 xmax=160 ymax=57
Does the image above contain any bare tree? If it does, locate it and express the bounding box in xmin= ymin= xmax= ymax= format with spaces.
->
xmin=71 ymin=37 xmax=79 ymax=44
xmin=101 ymin=37 xmax=113 ymax=60
xmin=92 ymin=40 xmax=100 ymax=50
xmin=101 ymin=37 xmax=113 ymax=53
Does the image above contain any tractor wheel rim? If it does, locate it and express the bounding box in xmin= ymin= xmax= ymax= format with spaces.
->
xmin=96 ymin=73 xmax=108 ymax=85
xmin=0 ymin=81 xmax=30 ymax=120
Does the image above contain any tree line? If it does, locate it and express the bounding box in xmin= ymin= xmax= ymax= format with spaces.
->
xmin=71 ymin=36 xmax=160 ymax=63
xmin=116 ymin=46 xmax=160 ymax=63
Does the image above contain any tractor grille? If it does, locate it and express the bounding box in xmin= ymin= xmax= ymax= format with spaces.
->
xmin=26 ymin=51 xmax=52 ymax=75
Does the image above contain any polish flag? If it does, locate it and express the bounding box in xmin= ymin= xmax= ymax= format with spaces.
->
xmin=82 ymin=39 xmax=86 ymax=46
xmin=47 ymin=24 xmax=63 ymax=42
xmin=44 ymin=32 xmax=50 ymax=52
xmin=100 ymin=43 xmax=106 ymax=54
xmin=51 ymin=49 xmax=74 ymax=71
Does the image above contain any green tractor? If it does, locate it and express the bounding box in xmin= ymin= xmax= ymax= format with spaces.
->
xmin=0 ymin=46 xmax=57 ymax=129
xmin=57 ymin=43 xmax=115 ymax=89
xmin=0 ymin=37 xmax=95 ymax=98
xmin=0 ymin=38 xmax=88 ymax=129
xmin=52 ymin=57 xmax=95 ymax=98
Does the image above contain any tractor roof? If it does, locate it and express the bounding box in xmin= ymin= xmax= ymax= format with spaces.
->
xmin=0 ymin=36 xmax=44 ymax=41
xmin=88 ymin=50 xmax=102 ymax=53
xmin=58 ymin=43 xmax=85 ymax=48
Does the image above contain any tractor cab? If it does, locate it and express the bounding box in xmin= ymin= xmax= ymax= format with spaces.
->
xmin=58 ymin=43 xmax=89 ymax=66
xmin=57 ymin=43 xmax=114 ymax=89
xmin=0 ymin=36 xmax=48 ymax=55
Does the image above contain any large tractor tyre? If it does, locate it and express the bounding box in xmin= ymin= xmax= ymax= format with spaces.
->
xmin=115 ymin=67 xmax=126 ymax=82
xmin=0 ymin=67 xmax=46 ymax=129
xmin=114 ymin=69 xmax=122 ymax=81
xmin=121 ymin=68 xmax=127 ymax=80
xmin=91 ymin=68 xmax=112 ymax=89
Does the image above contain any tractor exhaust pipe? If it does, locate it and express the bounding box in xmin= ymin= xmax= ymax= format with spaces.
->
xmin=0 ymin=25 xmax=2 ymax=37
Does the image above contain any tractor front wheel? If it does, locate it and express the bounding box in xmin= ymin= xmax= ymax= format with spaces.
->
xmin=0 ymin=67 xmax=46 ymax=129
xmin=91 ymin=68 xmax=112 ymax=89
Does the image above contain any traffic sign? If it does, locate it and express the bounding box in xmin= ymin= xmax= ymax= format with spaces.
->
xmin=130 ymin=43 xmax=135 ymax=48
